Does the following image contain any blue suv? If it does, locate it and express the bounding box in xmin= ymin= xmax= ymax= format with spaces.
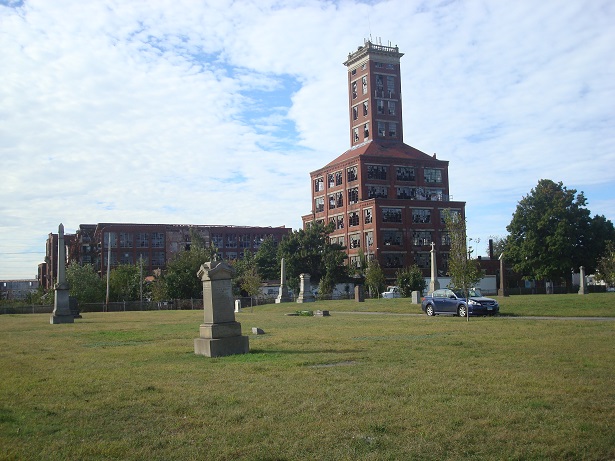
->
xmin=421 ymin=288 xmax=499 ymax=317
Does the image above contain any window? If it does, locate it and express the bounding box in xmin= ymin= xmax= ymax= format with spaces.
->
xmin=413 ymin=231 xmax=432 ymax=246
xmin=335 ymin=191 xmax=343 ymax=207
xmin=151 ymin=232 xmax=164 ymax=248
xmin=252 ymin=234 xmax=265 ymax=248
xmin=353 ymin=127 xmax=359 ymax=142
xmin=348 ymin=211 xmax=360 ymax=227
xmin=441 ymin=231 xmax=451 ymax=246
xmin=120 ymin=252 xmax=133 ymax=265
xmin=387 ymin=76 xmax=395 ymax=96
xmin=328 ymin=173 xmax=335 ymax=188
xmin=352 ymin=81 xmax=357 ymax=99
xmin=441 ymin=252 xmax=450 ymax=272
xmin=396 ymin=166 xmax=416 ymax=181
xmin=367 ymin=186 xmax=388 ymax=199
xmin=353 ymin=106 xmax=358 ymax=120
xmin=396 ymin=186 xmax=416 ymax=200
xmin=388 ymin=122 xmax=397 ymax=138
xmin=375 ymin=62 xmax=383 ymax=68
xmin=388 ymin=101 xmax=396 ymax=115
xmin=377 ymin=99 xmax=385 ymax=114
xmin=415 ymin=252 xmax=430 ymax=269
xmin=103 ymin=232 xmax=117 ymax=249
xmin=225 ymin=233 xmax=237 ymax=248
xmin=314 ymin=177 xmax=324 ymax=192
xmin=363 ymin=101 xmax=368 ymax=116
xmin=424 ymin=168 xmax=443 ymax=183
xmin=136 ymin=233 xmax=149 ymax=248
xmin=315 ymin=196 xmax=325 ymax=213
xmin=104 ymin=252 xmax=118 ymax=267
xmin=378 ymin=122 xmax=386 ymax=136
xmin=151 ymin=251 xmax=165 ymax=267
xmin=412 ymin=209 xmax=431 ymax=224
xmin=367 ymin=165 xmax=387 ymax=180
xmin=351 ymin=68 xmax=356 ymax=75
xmin=211 ymin=233 xmax=223 ymax=248
xmin=362 ymin=76 xmax=367 ymax=94
xmin=364 ymin=208 xmax=373 ymax=224
xmin=426 ymin=188 xmax=444 ymax=201
xmin=239 ymin=234 xmax=251 ymax=248
xmin=335 ymin=215 xmax=344 ymax=229
xmin=349 ymin=233 xmax=361 ymax=248
xmin=382 ymin=207 xmax=402 ymax=223
xmin=376 ymin=74 xmax=383 ymax=91
xmin=383 ymin=230 xmax=403 ymax=246
xmin=364 ymin=123 xmax=369 ymax=139
xmin=328 ymin=194 xmax=336 ymax=210
xmin=384 ymin=253 xmax=404 ymax=268
xmin=348 ymin=187 xmax=359 ymax=204
xmin=365 ymin=231 xmax=373 ymax=248
xmin=347 ymin=166 xmax=358 ymax=182
xmin=119 ymin=232 xmax=133 ymax=248
xmin=335 ymin=171 xmax=343 ymax=186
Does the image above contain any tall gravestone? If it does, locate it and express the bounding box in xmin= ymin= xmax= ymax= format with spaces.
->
xmin=50 ymin=223 xmax=74 ymax=324
xmin=296 ymin=273 xmax=315 ymax=303
xmin=578 ymin=266 xmax=588 ymax=295
xmin=429 ymin=242 xmax=440 ymax=292
xmin=498 ymin=253 xmax=509 ymax=297
xmin=194 ymin=261 xmax=249 ymax=357
xmin=275 ymin=258 xmax=291 ymax=303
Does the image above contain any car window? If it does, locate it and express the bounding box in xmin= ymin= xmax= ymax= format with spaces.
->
xmin=433 ymin=290 xmax=444 ymax=297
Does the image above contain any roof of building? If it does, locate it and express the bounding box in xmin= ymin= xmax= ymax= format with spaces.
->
xmin=316 ymin=141 xmax=447 ymax=173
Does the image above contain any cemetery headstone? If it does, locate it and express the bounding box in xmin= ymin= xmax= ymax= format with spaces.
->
xmin=275 ymin=258 xmax=291 ymax=303
xmin=194 ymin=261 xmax=249 ymax=357
xmin=296 ymin=273 xmax=315 ymax=303
xmin=578 ymin=266 xmax=588 ymax=295
xmin=429 ymin=242 xmax=440 ymax=292
xmin=50 ymin=223 xmax=74 ymax=324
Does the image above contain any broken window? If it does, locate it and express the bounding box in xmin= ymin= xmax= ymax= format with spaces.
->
xmin=384 ymin=253 xmax=404 ymax=268
xmin=119 ymin=232 xmax=133 ymax=248
xmin=367 ymin=165 xmax=387 ymax=180
xmin=225 ymin=234 xmax=237 ymax=248
xmin=348 ymin=212 xmax=360 ymax=227
xmin=353 ymin=127 xmax=359 ymax=142
xmin=151 ymin=251 xmax=165 ymax=267
xmin=335 ymin=171 xmax=343 ymax=186
xmin=328 ymin=173 xmax=335 ymax=188
xmin=239 ymin=234 xmax=250 ymax=248
xmin=377 ymin=99 xmax=385 ymax=114
xmin=364 ymin=123 xmax=369 ymax=139
xmin=151 ymin=232 xmax=164 ymax=248
xmin=388 ymin=101 xmax=396 ymax=115
xmin=349 ymin=233 xmax=361 ymax=249
xmin=315 ymin=196 xmax=325 ymax=213
xmin=388 ymin=122 xmax=397 ymax=138
xmin=329 ymin=194 xmax=336 ymax=210
xmin=396 ymin=166 xmax=415 ymax=181
xmin=314 ymin=177 xmax=324 ymax=192
xmin=426 ymin=188 xmax=444 ymax=201
xmin=441 ymin=231 xmax=451 ymax=246
xmin=424 ymin=168 xmax=443 ymax=183
xmin=252 ymin=234 xmax=265 ymax=248
xmin=104 ymin=252 xmax=118 ymax=267
xmin=348 ymin=187 xmax=359 ymax=204
xmin=367 ymin=186 xmax=388 ymax=199
xmin=211 ymin=233 xmax=223 ymax=248
xmin=352 ymin=81 xmax=357 ymax=99
xmin=378 ymin=122 xmax=386 ymax=137
xmin=383 ymin=230 xmax=403 ymax=246
xmin=335 ymin=191 xmax=343 ymax=207
xmin=382 ymin=207 xmax=403 ymax=223
xmin=136 ymin=233 xmax=149 ymax=248
xmin=347 ymin=166 xmax=358 ymax=182
xmin=365 ymin=231 xmax=373 ymax=248
xmin=412 ymin=209 xmax=431 ymax=224
xmin=353 ymin=106 xmax=358 ymax=120
xmin=103 ymin=232 xmax=117 ymax=249
xmin=350 ymin=255 xmax=361 ymax=267
xmin=415 ymin=252 xmax=430 ymax=269
xmin=413 ymin=231 xmax=432 ymax=246
xmin=362 ymin=76 xmax=367 ymax=94
xmin=363 ymin=101 xmax=368 ymax=116
xmin=376 ymin=74 xmax=383 ymax=91
xmin=396 ymin=186 xmax=416 ymax=200
xmin=387 ymin=76 xmax=395 ymax=96
xmin=440 ymin=209 xmax=461 ymax=225
xmin=364 ymin=208 xmax=373 ymax=224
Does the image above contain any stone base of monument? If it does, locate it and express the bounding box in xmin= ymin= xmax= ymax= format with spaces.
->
xmin=194 ymin=321 xmax=249 ymax=357
xmin=50 ymin=289 xmax=74 ymax=324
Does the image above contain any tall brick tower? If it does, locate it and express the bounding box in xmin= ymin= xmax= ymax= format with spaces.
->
xmin=302 ymin=40 xmax=466 ymax=282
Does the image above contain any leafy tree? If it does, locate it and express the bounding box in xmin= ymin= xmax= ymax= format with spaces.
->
xmin=254 ymin=236 xmax=279 ymax=281
xmin=443 ymin=209 xmax=482 ymax=317
xmin=163 ymin=245 xmax=216 ymax=300
xmin=596 ymin=241 xmax=615 ymax=287
xmin=277 ymin=221 xmax=346 ymax=293
xmin=231 ymin=250 xmax=262 ymax=298
xmin=109 ymin=264 xmax=140 ymax=301
xmin=66 ymin=264 xmax=105 ymax=303
xmin=505 ymin=179 xmax=614 ymax=281
xmin=396 ymin=265 xmax=426 ymax=297
xmin=365 ymin=260 xmax=386 ymax=297
xmin=487 ymin=235 xmax=506 ymax=260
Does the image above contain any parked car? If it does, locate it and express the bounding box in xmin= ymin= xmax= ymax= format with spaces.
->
xmin=381 ymin=286 xmax=401 ymax=298
xmin=421 ymin=288 xmax=499 ymax=317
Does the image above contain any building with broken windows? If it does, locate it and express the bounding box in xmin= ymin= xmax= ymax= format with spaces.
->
xmin=302 ymin=40 xmax=466 ymax=280
xmin=39 ymin=223 xmax=290 ymax=290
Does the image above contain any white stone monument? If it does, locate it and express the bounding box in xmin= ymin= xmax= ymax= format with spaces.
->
xmin=275 ymin=258 xmax=291 ymax=303
xmin=578 ymin=266 xmax=588 ymax=295
xmin=296 ymin=273 xmax=315 ymax=303
xmin=194 ymin=261 xmax=249 ymax=357
xmin=50 ymin=223 xmax=74 ymax=324
xmin=429 ymin=242 xmax=440 ymax=292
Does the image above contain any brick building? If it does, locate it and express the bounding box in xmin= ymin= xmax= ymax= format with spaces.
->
xmin=302 ymin=40 xmax=466 ymax=280
xmin=40 ymin=223 xmax=290 ymax=290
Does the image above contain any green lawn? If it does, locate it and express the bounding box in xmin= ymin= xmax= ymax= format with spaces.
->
xmin=1 ymin=295 xmax=614 ymax=460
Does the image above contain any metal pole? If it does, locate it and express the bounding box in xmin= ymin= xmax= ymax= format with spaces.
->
xmin=105 ymin=232 xmax=111 ymax=308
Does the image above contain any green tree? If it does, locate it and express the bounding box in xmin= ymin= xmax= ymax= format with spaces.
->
xmin=596 ymin=241 xmax=615 ymax=287
xmin=109 ymin=264 xmax=140 ymax=301
xmin=396 ymin=265 xmax=426 ymax=297
xmin=443 ymin=209 xmax=482 ymax=318
xmin=66 ymin=264 xmax=105 ymax=303
xmin=277 ymin=222 xmax=346 ymax=293
xmin=254 ymin=236 xmax=279 ymax=281
xmin=365 ymin=260 xmax=386 ymax=297
xmin=505 ymin=179 xmax=614 ymax=281
xmin=487 ymin=235 xmax=506 ymax=260
xmin=231 ymin=250 xmax=262 ymax=298
xmin=163 ymin=245 xmax=216 ymax=300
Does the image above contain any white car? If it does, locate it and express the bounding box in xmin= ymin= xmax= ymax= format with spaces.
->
xmin=381 ymin=286 xmax=401 ymax=298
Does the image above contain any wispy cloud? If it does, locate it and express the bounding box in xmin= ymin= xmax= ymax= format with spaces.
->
xmin=1 ymin=0 xmax=613 ymax=277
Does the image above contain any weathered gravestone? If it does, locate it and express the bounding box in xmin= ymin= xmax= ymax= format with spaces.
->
xmin=275 ymin=258 xmax=291 ymax=303
xmin=50 ymin=223 xmax=74 ymax=324
xmin=354 ymin=284 xmax=365 ymax=302
xmin=296 ymin=273 xmax=315 ymax=303
xmin=194 ymin=261 xmax=249 ymax=357
xmin=429 ymin=242 xmax=440 ymax=292
xmin=578 ymin=266 xmax=588 ymax=295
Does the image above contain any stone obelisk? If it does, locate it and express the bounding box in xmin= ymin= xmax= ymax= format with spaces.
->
xmin=50 ymin=223 xmax=74 ymax=324
xmin=275 ymin=258 xmax=291 ymax=303
xmin=429 ymin=242 xmax=440 ymax=292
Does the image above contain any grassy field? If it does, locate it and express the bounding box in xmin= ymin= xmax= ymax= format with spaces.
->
xmin=1 ymin=294 xmax=614 ymax=460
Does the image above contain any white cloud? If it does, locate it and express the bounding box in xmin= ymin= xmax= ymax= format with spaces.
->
xmin=1 ymin=0 xmax=614 ymax=278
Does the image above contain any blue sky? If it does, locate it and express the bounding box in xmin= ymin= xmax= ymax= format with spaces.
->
xmin=1 ymin=0 xmax=614 ymax=279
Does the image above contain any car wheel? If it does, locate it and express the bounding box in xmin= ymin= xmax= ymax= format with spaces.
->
xmin=458 ymin=304 xmax=467 ymax=317
xmin=426 ymin=304 xmax=435 ymax=316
